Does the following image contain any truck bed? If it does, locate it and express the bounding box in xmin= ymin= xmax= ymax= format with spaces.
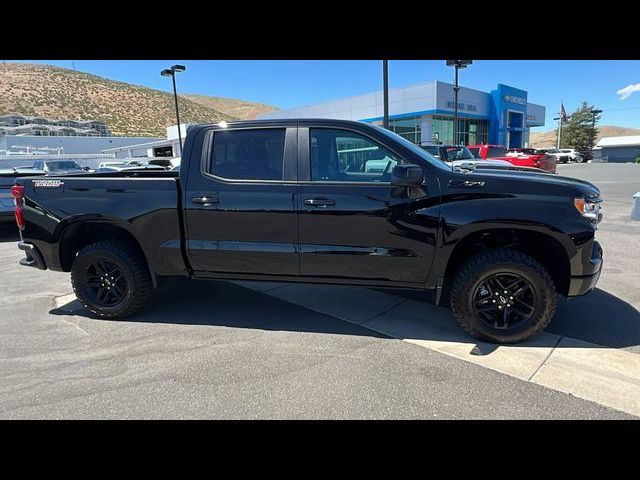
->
xmin=15 ymin=171 xmax=188 ymax=276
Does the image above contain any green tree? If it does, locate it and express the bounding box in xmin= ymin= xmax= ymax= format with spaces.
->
xmin=561 ymin=101 xmax=601 ymax=152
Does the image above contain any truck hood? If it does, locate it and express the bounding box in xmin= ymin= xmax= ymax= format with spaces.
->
xmin=459 ymin=168 xmax=601 ymax=199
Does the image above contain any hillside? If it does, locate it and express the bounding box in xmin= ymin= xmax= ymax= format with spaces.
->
xmin=0 ymin=63 xmax=273 ymax=137
xmin=530 ymin=125 xmax=640 ymax=148
xmin=182 ymin=94 xmax=277 ymax=120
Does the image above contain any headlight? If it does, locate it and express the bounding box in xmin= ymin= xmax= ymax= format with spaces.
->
xmin=574 ymin=197 xmax=603 ymax=223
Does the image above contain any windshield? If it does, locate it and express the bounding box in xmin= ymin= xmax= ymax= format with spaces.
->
xmin=545 ymin=148 xmax=559 ymax=153
xmin=46 ymin=161 xmax=82 ymax=170
xmin=371 ymin=125 xmax=452 ymax=171
xmin=422 ymin=145 xmax=475 ymax=161
xmin=443 ymin=146 xmax=474 ymax=161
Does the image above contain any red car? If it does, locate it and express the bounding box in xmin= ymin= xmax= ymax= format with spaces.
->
xmin=467 ymin=144 xmax=557 ymax=173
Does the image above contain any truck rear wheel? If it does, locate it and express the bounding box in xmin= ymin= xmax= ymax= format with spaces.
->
xmin=71 ymin=241 xmax=152 ymax=319
xmin=449 ymin=249 xmax=557 ymax=344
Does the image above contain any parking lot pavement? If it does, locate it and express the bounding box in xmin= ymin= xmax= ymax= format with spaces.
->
xmin=0 ymin=162 xmax=638 ymax=419
xmin=554 ymin=163 xmax=640 ymax=352
xmin=0 ymin=276 xmax=632 ymax=419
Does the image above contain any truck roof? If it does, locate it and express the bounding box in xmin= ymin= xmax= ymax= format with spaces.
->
xmin=467 ymin=144 xmax=505 ymax=148
xmin=194 ymin=118 xmax=372 ymax=129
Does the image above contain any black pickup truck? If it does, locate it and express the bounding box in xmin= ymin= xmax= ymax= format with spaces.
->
xmin=12 ymin=119 xmax=604 ymax=343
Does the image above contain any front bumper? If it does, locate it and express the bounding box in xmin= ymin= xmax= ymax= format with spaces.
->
xmin=568 ymin=240 xmax=602 ymax=297
xmin=18 ymin=242 xmax=47 ymax=270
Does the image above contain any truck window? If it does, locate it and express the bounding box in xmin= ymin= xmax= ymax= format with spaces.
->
xmin=210 ymin=128 xmax=285 ymax=181
xmin=310 ymin=128 xmax=400 ymax=182
xmin=488 ymin=147 xmax=507 ymax=157
xmin=422 ymin=146 xmax=441 ymax=158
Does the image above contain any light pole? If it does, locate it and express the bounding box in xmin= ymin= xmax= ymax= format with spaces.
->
xmin=382 ymin=60 xmax=389 ymax=130
xmin=590 ymin=109 xmax=603 ymax=158
xmin=161 ymin=64 xmax=186 ymax=156
xmin=446 ymin=60 xmax=472 ymax=145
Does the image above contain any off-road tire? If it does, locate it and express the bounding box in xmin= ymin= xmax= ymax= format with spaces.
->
xmin=71 ymin=241 xmax=152 ymax=319
xmin=449 ymin=249 xmax=557 ymax=343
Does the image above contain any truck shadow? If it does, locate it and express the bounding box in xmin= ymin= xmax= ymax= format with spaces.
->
xmin=0 ymin=223 xmax=19 ymax=243
xmin=50 ymin=279 xmax=639 ymax=350
xmin=49 ymin=279 xmax=390 ymax=339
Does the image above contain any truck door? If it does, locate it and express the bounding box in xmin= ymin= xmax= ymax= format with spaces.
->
xmin=296 ymin=125 xmax=439 ymax=286
xmin=183 ymin=124 xmax=299 ymax=277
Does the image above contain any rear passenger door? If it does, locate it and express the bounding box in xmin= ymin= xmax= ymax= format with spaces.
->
xmin=184 ymin=124 xmax=299 ymax=277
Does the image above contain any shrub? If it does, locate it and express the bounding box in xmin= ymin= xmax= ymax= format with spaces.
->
xmin=636 ymin=157 xmax=640 ymax=164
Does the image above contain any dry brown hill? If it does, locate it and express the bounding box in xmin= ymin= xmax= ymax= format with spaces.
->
xmin=0 ymin=63 xmax=273 ymax=137
xmin=182 ymin=94 xmax=277 ymax=120
xmin=530 ymin=125 xmax=640 ymax=148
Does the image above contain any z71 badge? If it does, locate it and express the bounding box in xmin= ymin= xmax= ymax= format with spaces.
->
xmin=33 ymin=180 xmax=65 ymax=188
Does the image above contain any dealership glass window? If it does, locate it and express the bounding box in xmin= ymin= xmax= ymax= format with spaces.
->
xmin=210 ymin=128 xmax=285 ymax=180
xmin=432 ymin=116 xmax=488 ymax=145
xmin=310 ymin=128 xmax=401 ymax=182
xmin=369 ymin=116 xmax=421 ymax=145
xmin=388 ymin=116 xmax=421 ymax=145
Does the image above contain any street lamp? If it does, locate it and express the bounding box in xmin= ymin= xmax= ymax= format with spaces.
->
xmin=590 ymin=109 xmax=603 ymax=157
xmin=382 ymin=60 xmax=389 ymax=130
xmin=446 ymin=60 xmax=472 ymax=145
xmin=161 ymin=64 xmax=186 ymax=156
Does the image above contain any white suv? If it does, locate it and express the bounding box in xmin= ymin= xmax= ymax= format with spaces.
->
xmin=559 ymin=149 xmax=585 ymax=163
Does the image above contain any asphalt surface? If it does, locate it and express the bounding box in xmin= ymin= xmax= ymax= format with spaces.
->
xmin=0 ymin=162 xmax=638 ymax=419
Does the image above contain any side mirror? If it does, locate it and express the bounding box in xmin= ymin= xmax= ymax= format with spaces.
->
xmin=391 ymin=164 xmax=424 ymax=187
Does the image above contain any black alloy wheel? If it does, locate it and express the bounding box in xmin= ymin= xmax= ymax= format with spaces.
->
xmin=449 ymin=249 xmax=557 ymax=343
xmin=84 ymin=258 xmax=128 ymax=307
xmin=472 ymin=272 xmax=535 ymax=330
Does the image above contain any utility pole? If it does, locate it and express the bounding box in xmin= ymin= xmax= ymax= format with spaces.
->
xmin=554 ymin=116 xmax=562 ymax=149
xmin=382 ymin=60 xmax=389 ymax=130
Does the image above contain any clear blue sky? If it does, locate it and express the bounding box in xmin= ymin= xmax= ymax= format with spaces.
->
xmin=9 ymin=60 xmax=640 ymax=132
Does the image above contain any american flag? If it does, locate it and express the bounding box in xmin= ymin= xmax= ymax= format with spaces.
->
xmin=561 ymin=103 xmax=569 ymax=122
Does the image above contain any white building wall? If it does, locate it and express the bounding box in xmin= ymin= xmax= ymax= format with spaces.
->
xmin=434 ymin=81 xmax=490 ymax=117
xmin=166 ymin=123 xmax=194 ymax=141
xmin=259 ymin=82 xmax=440 ymax=121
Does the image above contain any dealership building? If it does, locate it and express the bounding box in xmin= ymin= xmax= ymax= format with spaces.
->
xmin=258 ymin=81 xmax=546 ymax=148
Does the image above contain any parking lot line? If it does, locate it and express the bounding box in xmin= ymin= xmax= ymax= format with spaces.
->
xmin=361 ymin=298 xmax=560 ymax=382
xmin=235 ymin=281 xmax=640 ymax=417
xmin=531 ymin=337 xmax=640 ymax=417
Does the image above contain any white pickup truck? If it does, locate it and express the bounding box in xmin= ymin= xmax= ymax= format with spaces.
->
xmin=543 ymin=148 xmax=585 ymax=164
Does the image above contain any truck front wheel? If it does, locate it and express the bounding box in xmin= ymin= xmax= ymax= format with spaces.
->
xmin=71 ymin=241 xmax=153 ymax=319
xmin=449 ymin=249 xmax=557 ymax=343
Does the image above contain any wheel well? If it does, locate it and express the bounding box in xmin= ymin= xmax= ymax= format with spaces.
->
xmin=59 ymin=222 xmax=150 ymax=276
xmin=443 ymin=229 xmax=571 ymax=297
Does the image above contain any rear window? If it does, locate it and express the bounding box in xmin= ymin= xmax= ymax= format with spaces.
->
xmin=487 ymin=147 xmax=507 ymax=157
xmin=468 ymin=147 xmax=480 ymax=157
xmin=210 ymin=128 xmax=285 ymax=180
xmin=422 ymin=146 xmax=441 ymax=158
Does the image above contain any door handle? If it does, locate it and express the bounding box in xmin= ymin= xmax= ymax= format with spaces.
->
xmin=304 ymin=197 xmax=335 ymax=207
xmin=192 ymin=195 xmax=219 ymax=205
